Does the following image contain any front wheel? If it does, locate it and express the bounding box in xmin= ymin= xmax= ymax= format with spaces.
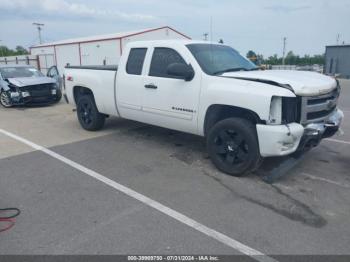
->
xmin=207 ymin=118 xmax=261 ymax=176
xmin=0 ymin=90 xmax=12 ymax=108
xmin=53 ymin=89 xmax=62 ymax=103
xmin=77 ymin=95 xmax=105 ymax=131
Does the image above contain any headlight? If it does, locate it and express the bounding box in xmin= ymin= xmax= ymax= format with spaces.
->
xmin=268 ymin=96 xmax=300 ymax=125
xmin=268 ymin=96 xmax=282 ymax=125
xmin=282 ymin=97 xmax=300 ymax=124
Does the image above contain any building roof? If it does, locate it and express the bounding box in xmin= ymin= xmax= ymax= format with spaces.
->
xmin=326 ymin=45 xmax=350 ymax=48
xmin=31 ymin=26 xmax=190 ymax=48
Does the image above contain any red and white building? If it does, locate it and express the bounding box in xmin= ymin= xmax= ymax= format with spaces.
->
xmin=30 ymin=26 xmax=190 ymax=74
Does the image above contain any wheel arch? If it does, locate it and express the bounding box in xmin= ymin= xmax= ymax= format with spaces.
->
xmin=73 ymin=85 xmax=94 ymax=105
xmin=203 ymin=104 xmax=263 ymax=136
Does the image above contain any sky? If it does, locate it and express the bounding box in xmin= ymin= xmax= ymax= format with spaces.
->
xmin=0 ymin=0 xmax=349 ymax=58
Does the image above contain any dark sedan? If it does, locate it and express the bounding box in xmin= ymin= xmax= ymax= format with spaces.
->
xmin=0 ymin=65 xmax=61 ymax=108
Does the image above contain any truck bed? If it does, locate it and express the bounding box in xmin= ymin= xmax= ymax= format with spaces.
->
xmin=64 ymin=65 xmax=119 ymax=116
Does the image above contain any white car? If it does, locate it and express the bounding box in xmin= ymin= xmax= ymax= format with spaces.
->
xmin=63 ymin=40 xmax=343 ymax=176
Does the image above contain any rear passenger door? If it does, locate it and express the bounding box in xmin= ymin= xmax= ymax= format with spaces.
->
xmin=142 ymin=47 xmax=200 ymax=134
xmin=116 ymin=47 xmax=147 ymax=119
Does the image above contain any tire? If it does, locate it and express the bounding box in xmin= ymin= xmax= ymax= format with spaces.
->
xmin=207 ymin=117 xmax=261 ymax=176
xmin=77 ymin=95 xmax=105 ymax=131
xmin=54 ymin=89 xmax=62 ymax=103
xmin=0 ymin=90 xmax=12 ymax=108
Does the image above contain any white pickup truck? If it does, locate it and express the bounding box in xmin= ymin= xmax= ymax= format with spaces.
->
xmin=64 ymin=40 xmax=343 ymax=176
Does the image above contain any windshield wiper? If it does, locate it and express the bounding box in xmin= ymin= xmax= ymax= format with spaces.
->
xmin=213 ymin=67 xmax=258 ymax=75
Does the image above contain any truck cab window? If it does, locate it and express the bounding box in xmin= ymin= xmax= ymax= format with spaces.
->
xmin=126 ymin=48 xmax=147 ymax=75
xmin=149 ymin=48 xmax=187 ymax=78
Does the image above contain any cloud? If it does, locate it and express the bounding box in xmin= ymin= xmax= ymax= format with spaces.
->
xmin=0 ymin=0 xmax=157 ymax=22
xmin=264 ymin=4 xmax=312 ymax=13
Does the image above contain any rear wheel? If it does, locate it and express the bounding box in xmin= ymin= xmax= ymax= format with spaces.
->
xmin=207 ymin=117 xmax=261 ymax=176
xmin=77 ymin=95 xmax=105 ymax=131
xmin=0 ymin=91 xmax=12 ymax=108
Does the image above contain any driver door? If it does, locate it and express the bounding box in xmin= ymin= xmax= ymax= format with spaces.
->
xmin=47 ymin=66 xmax=62 ymax=89
xmin=142 ymin=47 xmax=201 ymax=134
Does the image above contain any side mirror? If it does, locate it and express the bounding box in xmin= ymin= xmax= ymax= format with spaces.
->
xmin=166 ymin=63 xmax=194 ymax=81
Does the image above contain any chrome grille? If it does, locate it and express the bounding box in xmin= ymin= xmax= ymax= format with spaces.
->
xmin=300 ymin=86 xmax=340 ymax=124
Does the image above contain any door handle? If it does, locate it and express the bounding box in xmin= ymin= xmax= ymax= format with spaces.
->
xmin=144 ymin=84 xmax=158 ymax=89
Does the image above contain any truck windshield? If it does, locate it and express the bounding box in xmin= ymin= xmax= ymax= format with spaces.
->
xmin=186 ymin=44 xmax=258 ymax=75
xmin=0 ymin=67 xmax=43 ymax=79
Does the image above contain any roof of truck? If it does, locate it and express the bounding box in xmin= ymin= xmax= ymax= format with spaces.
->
xmin=126 ymin=39 xmax=225 ymax=47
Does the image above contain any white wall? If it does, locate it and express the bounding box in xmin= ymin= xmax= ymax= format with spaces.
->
xmin=31 ymin=46 xmax=56 ymax=74
xmin=30 ymin=46 xmax=55 ymax=56
xmin=55 ymin=44 xmax=80 ymax=74
xmin=80 ymin=39 xmax=121 ymax=66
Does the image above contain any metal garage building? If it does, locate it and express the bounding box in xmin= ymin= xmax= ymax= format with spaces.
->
xmin=325 ymin=45 xmax=350 ymax=79
xmin=30 ymin=26 xmax=190 ymax=74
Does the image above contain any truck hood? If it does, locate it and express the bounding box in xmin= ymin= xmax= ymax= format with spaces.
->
xmin=222 ymin=70 xmax=337 ymax=96
xmin=7 ymin=77 xmax=56 ymax=87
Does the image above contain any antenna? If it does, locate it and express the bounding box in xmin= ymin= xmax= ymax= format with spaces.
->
xmin=336 ymin=34 xmax=340 ymax=45
xmin=282 ymin=37 xmax=287 ymax=65
xmin=33 ymin=22 xmax=44 ymax=44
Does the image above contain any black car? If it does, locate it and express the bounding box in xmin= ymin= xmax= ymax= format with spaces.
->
xmin=0 ymin=65 xmax=62 ymax=108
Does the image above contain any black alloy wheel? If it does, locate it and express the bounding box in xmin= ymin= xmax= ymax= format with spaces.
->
xmin=207 ymin=118 xmax=261 ymax=176
xmin=77 ymin=95 xmax=105 ymax=131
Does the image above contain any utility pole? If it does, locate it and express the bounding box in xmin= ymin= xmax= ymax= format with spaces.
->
xmin=336 ymin=34 xmax=340 ymax=45
xmin=0 ymin=40 xmax=3 ymax=57
xmin=210 ymin=16 xmax=213 ymax=43
xmin=203 ymin=33 xmax=209 ymax=41
xmin=33 ymin=23 xmax=44 ymax=44
xmin=282 ymin=37 xmax=287 ymax=65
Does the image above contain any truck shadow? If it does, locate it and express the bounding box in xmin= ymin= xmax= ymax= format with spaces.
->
xmin=112 ymin=119 xmax=305 ymax=182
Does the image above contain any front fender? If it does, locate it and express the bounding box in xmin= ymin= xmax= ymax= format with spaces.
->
xmin=197 ymin=76 xmax=295 ymax=135
xmin=0 ymin=81 xmax=11 ymax=92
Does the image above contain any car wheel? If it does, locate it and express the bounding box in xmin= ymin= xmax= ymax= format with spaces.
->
xmin=54 ymin=89 xmax=62 ymax=103
xmin=0 ymin=91 xmax=12 ymax=108
xmin=207 ymin=117 xmax=261 ymax=176
xmin=77 ymin=95 xmax=105 ymax=131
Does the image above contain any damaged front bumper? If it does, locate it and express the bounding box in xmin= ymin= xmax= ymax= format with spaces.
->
xmin=7 ymin=89 xmax=58 ymax=105
xmin=256 ymin=109 xmax=344 ymax=157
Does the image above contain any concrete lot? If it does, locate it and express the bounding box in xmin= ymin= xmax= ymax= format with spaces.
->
xmin=0 ymin=80 xmax=349 ymax=257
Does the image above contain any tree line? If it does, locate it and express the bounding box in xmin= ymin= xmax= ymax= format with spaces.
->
xmin=0 ymin=45 xmax=29 ymax=57
xmin=246 ymin=50 xmax=325 ymax=66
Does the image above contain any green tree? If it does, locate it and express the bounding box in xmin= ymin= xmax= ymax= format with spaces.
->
xmin=262 ymin=52 xmax=324 ymax=66
xmin=15 ymin=46 xmax=29 ymax=55
xmin=0 ymin=45 xmax=29 ymax=57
